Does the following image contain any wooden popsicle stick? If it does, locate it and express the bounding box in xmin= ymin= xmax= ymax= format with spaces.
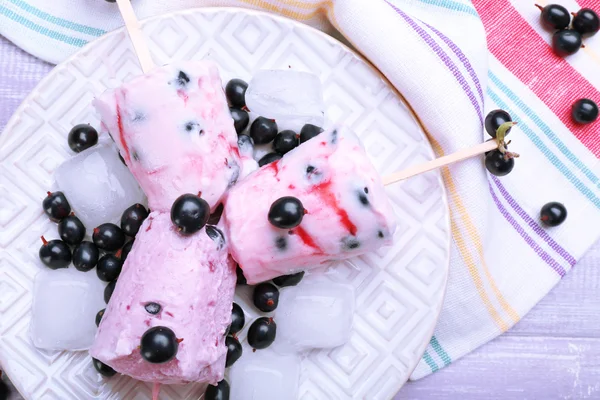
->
xmin=382 ymin=140 xmax=499 ymax=186
xmin=115 ymin=0 xmax=154 ymax=73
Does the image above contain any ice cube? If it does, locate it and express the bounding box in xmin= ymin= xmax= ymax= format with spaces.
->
xmin=272 ymin=280 xmax=355 ymax=354
xmin=55 ymin=144 xmax=146 ymax=229
xmin=246 ymin=70 xmax=324 ymax=132
xmin=31 ymin=268 xmax=106 ymax=351
xmin=229 ymin=347 xmax=300 ymax=400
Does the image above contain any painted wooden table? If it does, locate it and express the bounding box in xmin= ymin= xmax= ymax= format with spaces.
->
xmin=1 ymin=35 xmax=599 ymax=400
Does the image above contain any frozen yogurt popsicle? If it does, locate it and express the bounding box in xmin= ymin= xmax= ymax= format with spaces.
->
xmin=223 ymin=127 xmax=397 ymax=284
xmin=90 ymin=212 xmax=236 ymax=384
xmin=94 ymin=61 xmax=241 ymax=212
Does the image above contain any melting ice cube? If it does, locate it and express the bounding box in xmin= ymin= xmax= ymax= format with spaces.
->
xmin=229 ymin=347 xmax=300 ymax=400
xmin=272 ymin=280 xmax=355 ymax=354
xmin=55 ymin=144 xmax=146 ymax=229
xmin=31 ymin=268 xmax=106 ymax=351
xmin=246 ymin=70 xmax=325 ymax=133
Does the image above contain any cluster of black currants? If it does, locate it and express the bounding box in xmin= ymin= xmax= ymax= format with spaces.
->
xmin=483 ymin=109 xmax=519 ymax=177
xmin=225 ymin=78 xmax=324 ymax=167
xmin=41 ymin=192 xmax=149 ymax=379
xmin=536 ymin=4 xmax=599 ymax=57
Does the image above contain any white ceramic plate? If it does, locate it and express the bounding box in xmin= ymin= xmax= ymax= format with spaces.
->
xmin=0 ymin=8 xmax=450 ymax=400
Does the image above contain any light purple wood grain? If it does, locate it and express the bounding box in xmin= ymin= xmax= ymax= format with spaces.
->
xmin=2 ymin=34 xmax=600 ymax=400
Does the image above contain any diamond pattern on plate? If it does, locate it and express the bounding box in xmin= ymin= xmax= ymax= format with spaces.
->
xmin=0 ymin=8 xmax=450 ymax=400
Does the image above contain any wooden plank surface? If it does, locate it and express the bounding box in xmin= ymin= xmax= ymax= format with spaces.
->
xmin=399 ymin=243 xmax=600 ymax=399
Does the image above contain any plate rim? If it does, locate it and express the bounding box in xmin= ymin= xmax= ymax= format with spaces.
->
xmin=0 ymin=6 xmax=451 ymax=398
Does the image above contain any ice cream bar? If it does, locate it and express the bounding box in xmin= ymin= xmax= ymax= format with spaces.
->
xmin=223 ymin=127 xmax=397 ymax=284
xmin=94 ymin=61 xmax=240 ymax=212
xmin=90 ymin=212 xmax=236 ymax=384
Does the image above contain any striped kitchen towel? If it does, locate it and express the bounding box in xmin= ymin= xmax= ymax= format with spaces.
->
xmin=1 ymin=0 xmax=599 ymax=381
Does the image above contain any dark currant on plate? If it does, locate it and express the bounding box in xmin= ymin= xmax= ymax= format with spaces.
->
xmin=104 ymin=280 xmax=117 ymax=303
xmin=484 ymin=109 xmax=513 ymax=138
xmin=92 ymin=358 xmax=117 ymax=377
xmin=268 ymin=196 xmax=305 ymax=229
xmin=204 ymin=379 xmax=230 ymax=400
xmin=540 ymin=202 xmax=567 ymax=227
xmin=273 ymin=271 xmax=305 ymax=287
xmin=299 ymin=124 xmax=324 ymax=143
xmin=229 ymin=302 xmax=245 ymax=335
xmin=258 ymin=152 xmax=282 ymax=167
xmin=571 ymin=98 xmax=598 ymax=124
xmin=250 ymin=117 xmax=278 ymax=145
xmin=96 ymin=308 xmax=105 ymax=327
xmin=121 ymin=240 xmax=134 ymax=262
xmin=140 ymin=326 xmax=180 ymax=364
xmin=73 ymin=241 xmax=100 ymax=272
xmin=225 ymin=79 xmax=248 ymax=108
xmin=485 ymin=149 xmax=515 ymax=176
xmin=121 ymin=203 xmax=149 ymax=237
xmin=96 ymin=251 xmax=123 ymax=282
xmin=535 ymin=4 xmax=570 ymax=30
xmin=43 ymin=191 xmax=71 ymax=222
xmin=68 ymin=124 xmax=98 ymax=153
xmin=58 ymin=215 xmax=86 ymax=245
xmin=552 ymin=30 xmax=583 ymax=57
xmin=93 ymin=223 xmax=126 ymax=252
xmin=572 ymin=8 xmax=600 ymax=36
xmin=230 ymin=108 xmax=250 ymax=134
xmin=247 ymin=317 xmax=277 ymax=350
xmin=170 ymin=193 xmax=210 ymax=235
xmin=39 ymin=236 xmax=71 ymax=269
xmin=225 ymin=335 xmax=243 ymax=368
xmin=236 ymin=265 xmax=247 ymax=285
xmin=273 ymin=130 xmax=299 ymax=154
xmin=253 ymin=283 xmax=280 ymax=312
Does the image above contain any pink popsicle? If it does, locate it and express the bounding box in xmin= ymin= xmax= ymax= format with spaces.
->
xmin=90 ymin=213 xmax=236 ymax=384
xmin=223 ymin=127 xmax=397 ymax=284
xmin=94 ymin=61 xmax=241 ymax=212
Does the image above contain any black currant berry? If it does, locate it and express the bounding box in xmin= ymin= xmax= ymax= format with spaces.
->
xmin=273 ymin=271 xmax=305 ymax=287
xmin=536 ymin=4 xmax=570 ymax=30
xmin=253 ymin=283 xmax=279 ymax=312
xmin=258 ymin=152 xmax=282 ymax=167
xmin=73 ymin=241 xmax=99 ymax=272
xmin=39 ymin=236 xmax=71 ymax=269
xmin=121 ymin=204 xmax=149 ymax=237
xmin=540 ymin=202 xmax=567 ymax=227
xmin=484 ymin=109 xmax=512 ymax=138
xmin=93 ymin=223 xmax=126 ymax=252
xmin=250 ymin=117 xmax=278 ymax=145
xmin=273 ymin=130 xmax=299 ymax=154
xmin=571 ymin=99 xmax=598 ymax=124
xmin=485 ymin=150 xmax=515 ymax=176
xmin=225 ymin=79 xmax=248 ymax=108
xmin=247 ymin=317 xmax=276 ymax=350
xmin=229 ymin=303 xmax=245 ymax=335
xmin=572 ymin=8 xmax=599 ymax=36
xmin=92 ymin=358 xmax=116 ymax=377
xmin=225 ymin=336 xmax=242 ymax=367
xmin=230 ymin=108 xmax=249 ymax=134
xmin=140 ymin=326 xmax=179 ymax=364
xmin=58 ymin=215 xmax=86 ymax=245
xmin=170 ymin=194 xmax=210 ymax=235
xmin=268 ymin=197 xmax=305 ymax=229
xmin=68 ymin=124 xmax=98 ymax=153
xmin=552 ymin=30 xmax=583 ymax=57
xmin=43 ymin=191 xmax=71 ymax=222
